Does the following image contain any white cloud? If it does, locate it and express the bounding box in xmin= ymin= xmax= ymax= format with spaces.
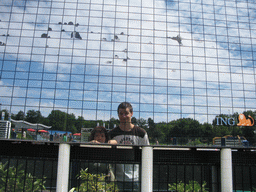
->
xmin=0 ymin=0 xmax=255 ymax=124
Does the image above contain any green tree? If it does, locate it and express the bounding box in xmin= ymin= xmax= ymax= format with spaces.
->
xmin=147 ymin=118 xmax=164 ymax=144
xmin=12 ymin=110 xmax=25 ymax=120
xmin=169 ymin=118 xmax=201 ymax=137
xmin=136 ymin=118 xmax=147 ymax=128
xmin=48 ymin=110 xmax=68 ymax=131
xmin=75 ymin=116 xmax=86 ymax=132
xmin=242 ymin=126 xmax=255 ymax=145
xmin=155 ymin=122 xmax=172 ymax=144
xmin=67 ymin=113 xmax=76 ymax=132
xmin=131 ymin=117 xmax=137 ymax=125
xmin=48 ymin=110 xmax=77 ymax=132
xmin=70 ymin=125 xmax=78 ymax=134
xmin=212 ymin=125 xmax=230 ymax=137
xmin=158 ymin=118 xmax=203 ymax=145
xmin=201 ymin=123 xmax=214 ymax=144
xmin=243 ymin=110 xmax=256 ymax=121
xmin=147 ymin=118 xmax=155 ymax=142
xmin=83 ymin=120 xmax=97 ymax=128
xmin=40 ymin=116 xmax=50 ymax=126
xmin=109 ymin=117 xmax=119 ymax=129
xmin=25 ymin=110 xmax=43 ymax=123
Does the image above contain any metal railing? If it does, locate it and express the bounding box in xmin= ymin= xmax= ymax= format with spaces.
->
xmin=1 ymin=139 xmax=256 ymax=192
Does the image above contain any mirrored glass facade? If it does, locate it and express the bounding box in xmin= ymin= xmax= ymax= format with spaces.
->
xmin=0 ymin=0 xmax=255 ymax=126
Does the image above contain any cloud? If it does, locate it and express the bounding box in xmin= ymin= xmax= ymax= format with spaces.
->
xmin=0 ymin=0 xmax=255 ymax=124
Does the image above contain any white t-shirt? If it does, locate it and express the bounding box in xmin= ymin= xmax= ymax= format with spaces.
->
xmin=109 ymin=126 xmax=149 ymax=181
xmin=109 ymin=125 xmax=149 ymax=145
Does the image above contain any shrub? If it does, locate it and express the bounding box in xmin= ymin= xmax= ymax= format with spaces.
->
xmin=168 ymin=180 xmax=208 ymax=192
xmin=187 ymin=138 xmax=203 ymax=146
xmin=0 ymin=162 xmax=46 ymax=192
xmin=70 ymin=168 xmax=118 ymax=192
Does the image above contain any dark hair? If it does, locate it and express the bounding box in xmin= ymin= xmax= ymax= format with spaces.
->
xmin=89 ymin=126 xmax=109 ymax=142
xmin=117 ymin=102 xmax=133 ymax=114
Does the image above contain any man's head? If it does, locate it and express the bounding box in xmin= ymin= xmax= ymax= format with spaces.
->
xmin=117 ymin=102 xmax=133 ymax=124
xmin=117 ymin=102 xmax=133 ymax=114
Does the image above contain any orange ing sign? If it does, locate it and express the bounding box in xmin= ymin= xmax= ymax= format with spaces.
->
xmin=216 ymin=114 xmax=255 ymax=126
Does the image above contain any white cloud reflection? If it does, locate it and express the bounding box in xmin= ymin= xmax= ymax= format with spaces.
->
xmin=0 ymin=0 xmax=255 ymax=123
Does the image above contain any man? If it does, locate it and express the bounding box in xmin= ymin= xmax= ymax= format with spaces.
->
xmin=109 ymin=102 xmax=149 ymax=145
xmin=108 ymin=102 xmax=149 ymax=192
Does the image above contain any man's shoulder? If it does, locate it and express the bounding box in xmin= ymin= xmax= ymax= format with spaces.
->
xmin=132 ymin=126 xmax=147 ymax=138
xmin=133 ymin=125 xmax=146 ymax=132
xmin=109 ymin=126 xmax=121 ymax=133
xmin=108 ymin=126 xmax=122 ymax=136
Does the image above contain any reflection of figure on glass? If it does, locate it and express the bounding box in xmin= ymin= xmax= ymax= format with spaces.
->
xmin=68 ymin=133 xmax=73 ymax=142
xmin=108 ymin=102 xmax=149 ymax=192
xmin=88 ymin=126 xmax=117 ymax=184
xmin=89 ymin=126 xmax=109 ymax=143
xmin=22 ymin=130 xmax=26 ymax=139
xmin=11 ymin=129 xmax=16 ymax=139
xmin=89 ymin=126 xmax=117 ymax=144
xmin=63 ymin=133 xmax=67 ymax=142
xmin=109 ymin=102 xmax=149 ymax=145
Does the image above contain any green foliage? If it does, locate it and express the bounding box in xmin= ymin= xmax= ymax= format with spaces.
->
xmin=109 ymin=117 xmax=120 ymax=129
xmin=0 ymin=162 xmax=46 ymax=192
xmin=153 ymin=118 xmax=207 ymax=145
xmin=48 ymin=110 xmax=77 ymax=131
xmin=75 ymin=116 xmax=85 ymax=132
xmin=154 ymin=122 xmax=171 ymax=143
xmin=131 ymin=117 xmax=137 ymax=125
xmin=147 ymin=118 xmax=164 ymax=143
xmin=12 ymin=110 xmax=25 ymax=120
xmin=70 ymin=168 xmax=118 ymax=192
xmin=25 ymin=110 xmax=43 ymax=124
xmin=7 ymin=109 xmax=256 ymax=145
xmin=168 ymin=180 xmax=208 ymax=192
xmin=212 ymin=125 xmax=230 ymax=137
xmin=70 ymin=125 xmax=78 ymax=134
xmin=187 ymin=138 xmax=203 ymax=146
xmin=242 ymin=126 xmax=255 ymax=145
xmin=136 ymin=118 xmax=147 ymax=128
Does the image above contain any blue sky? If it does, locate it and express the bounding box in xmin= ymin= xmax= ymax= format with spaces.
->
xmin=0 ymin=0 xmax=256 ymax=123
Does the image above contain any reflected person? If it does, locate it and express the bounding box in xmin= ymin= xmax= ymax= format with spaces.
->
xmin=108 ymin=102 xmax=149 ymax=192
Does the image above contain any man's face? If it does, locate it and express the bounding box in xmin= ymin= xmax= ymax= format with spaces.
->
xmin=118 ymin=108 xmax=133 ymax=123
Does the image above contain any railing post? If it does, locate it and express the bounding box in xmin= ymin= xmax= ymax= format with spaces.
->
xmin=221 ymin=148 xmax=233 ymax=192
xmin=211 ymin=165 xmax=218 ymax=192
xmin=141 ymin=146 xmax=153 ymax=192
xmin=56 ymin=143 xmax=71 ymax=192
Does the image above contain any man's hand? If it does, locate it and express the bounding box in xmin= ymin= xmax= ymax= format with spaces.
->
xmin=108 ymin=140 xmax=117 ymax=144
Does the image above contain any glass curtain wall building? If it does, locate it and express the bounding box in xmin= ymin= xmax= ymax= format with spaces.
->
xmin=0 ymin=0 xmax=256 ymax=140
